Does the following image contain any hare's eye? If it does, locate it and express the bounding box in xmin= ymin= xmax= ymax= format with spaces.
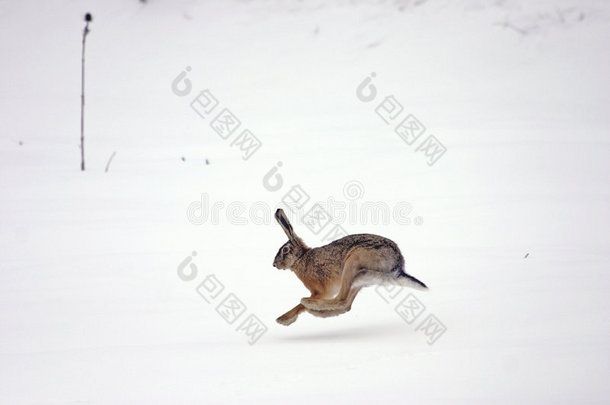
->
xmin=282 ymin=246 xmax=289 ymax=254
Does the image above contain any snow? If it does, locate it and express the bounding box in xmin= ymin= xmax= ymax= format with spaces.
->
xmin=1 ymin=0 xmax=609 ymax=403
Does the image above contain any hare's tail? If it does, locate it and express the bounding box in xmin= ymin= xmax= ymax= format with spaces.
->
xmin=352 ymin=269 xmax=428 ymax=291
xmin=395 ymin=271 xmax=428 ymax=290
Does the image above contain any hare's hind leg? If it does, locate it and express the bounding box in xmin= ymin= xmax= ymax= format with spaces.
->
xmin=301 ymin=256 xmax=364 ymax=311
xmin=308 ymin=286 xmax=363 ymax=316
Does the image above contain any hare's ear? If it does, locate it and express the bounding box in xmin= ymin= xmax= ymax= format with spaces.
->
xmin=275 ymin=208 xmax=298 ymax=242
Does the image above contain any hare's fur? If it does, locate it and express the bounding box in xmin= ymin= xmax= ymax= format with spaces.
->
xmin=272 ymin=209 xmax=427 ymax=326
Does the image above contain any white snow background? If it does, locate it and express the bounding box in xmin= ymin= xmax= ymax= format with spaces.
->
xmin=1 ymin=0 xmax=609 ymax=403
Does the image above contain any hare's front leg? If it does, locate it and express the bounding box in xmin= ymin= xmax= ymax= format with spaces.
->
xmin=276 ymin=303 xmax=307 ymax=326
xmin=277 ymin=291 xmax=326 ymax=326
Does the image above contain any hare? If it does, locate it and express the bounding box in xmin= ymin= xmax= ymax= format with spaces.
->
xmin=272 ymin=208 xmax=427 ymax=326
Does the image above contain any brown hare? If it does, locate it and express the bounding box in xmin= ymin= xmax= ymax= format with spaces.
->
xmin=272 ymin=208 xmax=427 ymax=326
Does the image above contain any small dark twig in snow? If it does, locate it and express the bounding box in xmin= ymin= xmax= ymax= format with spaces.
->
xmin=105 ymin=151 xmax=117 ymax=173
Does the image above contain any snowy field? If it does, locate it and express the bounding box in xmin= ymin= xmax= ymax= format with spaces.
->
xmin=1 ymin=0 xmax=609 ymax=403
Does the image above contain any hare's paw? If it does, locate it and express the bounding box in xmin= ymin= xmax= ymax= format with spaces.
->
xmin=276 ymin=313 xmax=297 ymax=326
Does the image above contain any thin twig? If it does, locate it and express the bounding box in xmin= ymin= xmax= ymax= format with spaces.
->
xmin=80 ymin=14 xmax=92 ymax=171
xmin=105 ymin=151 xmax=117 ymax=173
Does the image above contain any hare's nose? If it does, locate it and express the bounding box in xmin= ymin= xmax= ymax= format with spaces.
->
xmin=272 ymin=263 xmax=277 ymax=268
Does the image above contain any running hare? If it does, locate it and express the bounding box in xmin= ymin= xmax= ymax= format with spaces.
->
xmin=272 ymin=208 xmax=427 ymax=326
